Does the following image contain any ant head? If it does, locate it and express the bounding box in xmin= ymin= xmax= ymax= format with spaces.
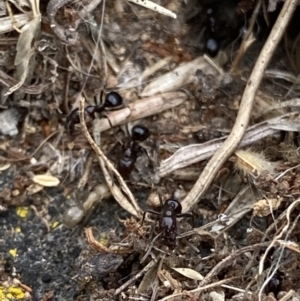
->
xmin=131 ymin=125 xmax=150 ymax=142
xmin=105 ymin=92 xmax=123 ymax=108
xmin=206 ymin=7 xmax=214 ymax=16
xmin=165 ymin=198 xmax=182 ymax=214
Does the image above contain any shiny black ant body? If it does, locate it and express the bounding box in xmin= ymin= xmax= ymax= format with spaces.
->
xmin=203 ymin=6 xmax=220 ymax=57
xmin=66 ymin=91 xmax=123 ymax=132
xmin=186 ymin=2 xmax=246 ymax=57
xmin=117 ymin=125 xmax=150 ymax=179
xmin=141 ymin=198 xmax=193 ymax=248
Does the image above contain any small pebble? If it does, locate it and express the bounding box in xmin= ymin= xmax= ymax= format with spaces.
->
xmin=42 ymin=273 xmax=52 ymax=283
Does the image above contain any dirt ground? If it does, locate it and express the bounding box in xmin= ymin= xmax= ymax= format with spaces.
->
xmin=1 ymin=0 xmax=300 ymax=300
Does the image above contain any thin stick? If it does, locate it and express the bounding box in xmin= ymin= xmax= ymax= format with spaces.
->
xmin=115 ymin=260 xmax=157 ymax=295
xmin=181 ymin=0 xmax=298 ymax=213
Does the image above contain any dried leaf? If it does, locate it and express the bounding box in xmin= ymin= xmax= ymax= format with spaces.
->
xmin=32 ymin=174 xmax=60 ymax=187
xmin=0 ymin=162 xmax=11 ymax=171
xmin=158 ymin=269 xmax=182 ymax=292
xmin=137 ymin=263 xmax=158 ymax=293
xmin=0 ymin=14 xmax=32 ymax=34
xmin=6 ymin=13 xmax=41 ymax=95
xmin=171 ymin=267 xmax=204 ymax=281
xmin=211 ymin=186 xmax=259 ymax=233
xmin=141 ymin=57 xmax=224 ymax=97
xmin=26 ymin=183 xmax=44 ymax=195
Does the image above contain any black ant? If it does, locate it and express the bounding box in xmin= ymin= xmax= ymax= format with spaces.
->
xmin=203 ymin=6 xmax=220 ymax=57
xmin=117 ymin=125 xmax=150 ymax=179
xmin=141 ymin=198 xmax=193 ymax=248
xmin=66 ymin=91 xmax=123 ymax=132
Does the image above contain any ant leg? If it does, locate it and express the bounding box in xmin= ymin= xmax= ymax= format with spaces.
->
xmin=139 ymin=145 xmax=156 ymax=172
xmin=177 ymin=212 xmax=194 ymax=227
xmin=66 ymin=120 xmax=74 ymax=133
xmin=140 ymin=210 xmax=161 ymax=226
xmin=158 ymin=191 xmax=164 ymax=207
xmin=124 ymin=122 xmax=130 ymax=138
xmin=100 ymin=80 xmax=108 ymax=104
xmin=99 ymin=86 xmax=105 ymax=105
xmin=140 ymin=211 xmax=147 ymax=227
xmin=99 ymin=113 xmax=114 ymax=128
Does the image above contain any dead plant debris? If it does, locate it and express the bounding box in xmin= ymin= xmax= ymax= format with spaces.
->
xmin=1 ymin=0 xmax=300 ymax=300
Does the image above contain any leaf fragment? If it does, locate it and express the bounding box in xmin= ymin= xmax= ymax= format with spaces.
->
xmin=171 ymin=267 xmax=204 ymax=281
xmin=32 ymin=174 xmax=60 ymax=187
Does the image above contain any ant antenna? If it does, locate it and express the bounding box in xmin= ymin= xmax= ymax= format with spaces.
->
xmin=157 ymin=190 xmax=164 ymax=207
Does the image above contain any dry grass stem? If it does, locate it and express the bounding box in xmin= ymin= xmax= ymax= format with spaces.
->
xmin=85 ymin=227 xmax=132 ymax=254
xmin=98 ymin=157 xmax=139 ymax=217
xmin=158 ymin=113 xmax=293 ymax=177
xmin=279 ymin=290 xmax=296 ymax=301
xmin=79 ymin=97 xmax=142 ymax=217
xmin=141 ymin=56 xmax=225 ymax=97
xmin=0 ymin=70 xmax=48 ymax=94
xmin=128 ymin=0 xmax=177 ymax=19
xmin=96 ymin=92 xmax=187 ymax=132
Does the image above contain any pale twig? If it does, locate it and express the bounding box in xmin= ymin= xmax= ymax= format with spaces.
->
xmin=279 ymin=290 xmax=296 ymax=301
xmin=96 ymin=92 xmax=187 ymax=131
xmin=5 ymin=0 xmax=23 ymax=33
xmin=180 ymin=0 xmax=298 ymax=213
xmin=128 ymin=0 xmax=176 ymax=19
xmin=98 ymin=157 xmax=140 ymax=217
xmin=85 ymin=227 xmax=132 ymax=254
